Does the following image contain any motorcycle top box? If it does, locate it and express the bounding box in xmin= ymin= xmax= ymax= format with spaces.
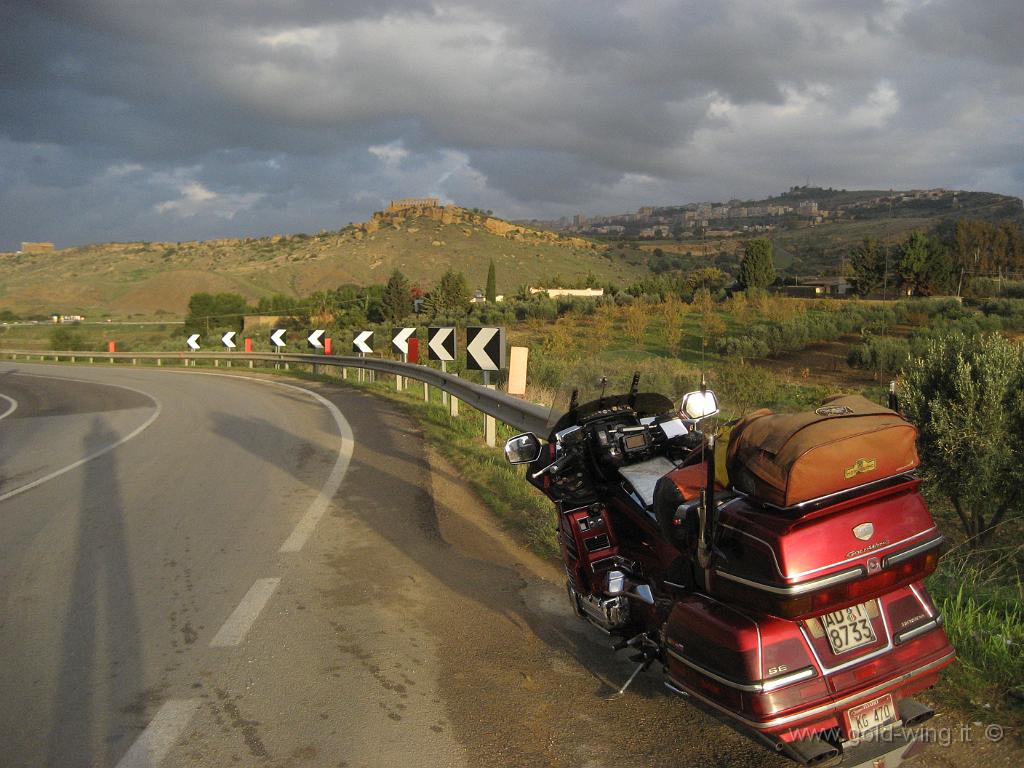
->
xmin=709 ymin=477 xmax=945 ymax=620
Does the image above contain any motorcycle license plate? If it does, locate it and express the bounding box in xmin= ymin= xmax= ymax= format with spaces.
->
xmin=821 ymin=602 xmax=877 ymax=655
xmin=846 ymin=693 xmax=897 ymax=740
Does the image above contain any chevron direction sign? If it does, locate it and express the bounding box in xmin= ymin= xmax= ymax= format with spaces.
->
xmin=352 ymin=330 xmax=373 ymax=354
xmin=221 ymin=331 xmax=237 ymax=349
xmin=186 ymin=334 xmax=201 ymax=351
xmin=391 ymin=327 xmax=416 ymax=356
xmin=466 ymin=327 xmax=506 ymax=371
xmin=270 ymin=329 xmax=287 ymax=348
xmin=307 ymin=329 xmax=325 ymax=349
xmin=427 ymin=327 xmax=456 ymax=362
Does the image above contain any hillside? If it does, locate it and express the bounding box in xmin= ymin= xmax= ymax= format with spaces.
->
xmin=0 ymin=203 xmax=644 ymax=317
xmin=612 ymin=187 xmax=1023 ymax=276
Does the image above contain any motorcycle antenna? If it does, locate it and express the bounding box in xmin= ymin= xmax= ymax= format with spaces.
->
xmin=628 ymin=371 xmax=640 ymax=407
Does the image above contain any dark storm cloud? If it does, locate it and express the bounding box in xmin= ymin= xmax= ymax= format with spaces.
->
xmin=1 ymin=0 xmax=1021 ymax=249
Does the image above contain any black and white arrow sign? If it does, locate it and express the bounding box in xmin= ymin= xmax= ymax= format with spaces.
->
xmin=391 ymin=327 xmax=416 ymax=355
xmin=352 ymin=330 xmax=373 ymax=354
xmin=186 ymin=333 xmax=201 ymax=351
xmin=270 ymin=329 xmax=287 ymax=348
xmin=466 ymin=326 xmax=506 ymax=371
xmin=427 ymin=327 xmax=456 ymax=362
xmin=307 ymin=329 xmax=325 ymax=349
xmin=221 ymin=331 xmax=237 ymax=349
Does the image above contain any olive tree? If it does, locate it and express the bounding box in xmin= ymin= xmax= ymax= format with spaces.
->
xmin=900 ymin=333 xmax=1024 ymax=545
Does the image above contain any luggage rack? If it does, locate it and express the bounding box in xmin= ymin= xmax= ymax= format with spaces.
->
xmin=730 ymin=473 xmax=919 ymax=516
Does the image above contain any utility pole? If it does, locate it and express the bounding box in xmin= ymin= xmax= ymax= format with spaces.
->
xmin=883 ymin=248 xmax=889 ymax=302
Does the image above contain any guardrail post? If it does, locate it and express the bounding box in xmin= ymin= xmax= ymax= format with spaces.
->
xmin=132 ymin=358 xmax=137 ymax=365
xmin=183 ymin=358 xmax=188 ymax=366
xmin=450 ymin=373 xmax=459 ymax=417
xmin=89 ymin=357 xmax=94 ymax=364
xmin=249 ymin=360 xmax=253 ymax=369
xmin=483 ymin=372 xmax=496 ymax=448
xmin=157 ymin=359 xmax=162 ymax=366
xmin=423 ymin=381 xmax=429 ymax=402
xmin=109 ymin=357 xmax=114 ymax=364
xmin=342 ymin=367 xmax=348 ymax=380
xmin=214 ymin=359 xmax=219 ymax=368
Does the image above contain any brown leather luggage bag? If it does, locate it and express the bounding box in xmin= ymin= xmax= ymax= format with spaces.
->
xmin=726 ymin=394 xmax=919 ymax=508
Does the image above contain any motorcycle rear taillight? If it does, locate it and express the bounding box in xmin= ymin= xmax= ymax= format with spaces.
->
xmin=715 ymin=548 xmax=940 ymax=620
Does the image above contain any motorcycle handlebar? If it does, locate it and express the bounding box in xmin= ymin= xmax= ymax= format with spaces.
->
xmin=531 ymin=449 xmax=577 ymax=480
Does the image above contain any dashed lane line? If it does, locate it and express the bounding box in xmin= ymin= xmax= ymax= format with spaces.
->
xmin=114 ymin=699 xmax=200 ymax=768
xmin=209 ymin=577 xmax=281 ymax=647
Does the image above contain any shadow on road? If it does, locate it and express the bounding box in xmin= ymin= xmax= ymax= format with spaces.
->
xmin=47 ymin=415 xmax=142 ymax=767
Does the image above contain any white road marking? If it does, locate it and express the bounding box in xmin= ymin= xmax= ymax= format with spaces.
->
xmin=140 ymin=368 xmax=354 ymax=554
xmin=114 ymin=698 xmax=200 ymax=768
xmin=0 ymin=374 xmax=162 ymax=503
xmin=0 ymin=393 xmax=17 ymax=421
xmin=277 ymin=386 xmax=353 ymax=553
xmin=2 ymin=365 xmax=353 ymax=551
xmin=209 ymin=577 xmax=280 ymax=647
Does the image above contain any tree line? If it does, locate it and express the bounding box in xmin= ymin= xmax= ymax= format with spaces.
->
xmin=847 ymin=218 xmax=1024 ymax=297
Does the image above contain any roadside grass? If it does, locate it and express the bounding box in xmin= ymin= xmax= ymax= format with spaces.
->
xmin=925 ymin=519 xmax=1024 ymax=724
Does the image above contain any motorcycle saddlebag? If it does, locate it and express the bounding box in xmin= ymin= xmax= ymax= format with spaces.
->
xmin=726 ymin=394 xmax=919 ymax=508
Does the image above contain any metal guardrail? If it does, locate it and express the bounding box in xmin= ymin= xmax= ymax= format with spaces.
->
xmin=0 ymin=349 xmax=553 ymax=436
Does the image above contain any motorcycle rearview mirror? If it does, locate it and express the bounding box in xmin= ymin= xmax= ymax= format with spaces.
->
xmin=504 ymin=433 xmax=542 ymax=464
xmin=680 ymin=389 xmax=720 ymax=421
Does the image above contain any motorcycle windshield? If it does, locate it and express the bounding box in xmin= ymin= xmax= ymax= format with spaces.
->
xmin=545 ymin=367 xmax=678 ymax=436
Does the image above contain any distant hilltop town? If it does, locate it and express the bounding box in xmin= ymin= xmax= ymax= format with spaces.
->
xmin=19 ymin=241 xmax=55 ymax=253
xmin=524 ymin=186 xmax=975 ymax=239
xmin=387 ymin=197 xmax=440 ymax=212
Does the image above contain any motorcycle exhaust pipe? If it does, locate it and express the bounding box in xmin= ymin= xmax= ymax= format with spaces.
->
xmin=780 ymin=737 xmax=840 ymax=766
xmin=898 ymin=698 xmax=935 ymax=728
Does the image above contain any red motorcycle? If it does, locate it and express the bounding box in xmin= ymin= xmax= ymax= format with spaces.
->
xmin=504 ymin=374 xmax=954 ymax=766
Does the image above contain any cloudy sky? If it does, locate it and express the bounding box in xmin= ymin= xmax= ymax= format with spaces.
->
xmin=2 ymin=0 xmax=1022 ymax=250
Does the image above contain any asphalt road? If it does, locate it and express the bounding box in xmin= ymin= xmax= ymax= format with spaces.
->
xmin=6 ymin=361 xmax=989 ymax=768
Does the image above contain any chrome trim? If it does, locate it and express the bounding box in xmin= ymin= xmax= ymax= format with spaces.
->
xmin=731 ymin=473 xmax=917 ymax=512
xmin=718 ymin=523 xmax=938 ymax=580
xmin=664 ymin=680 xmax=689 ymax=697
xmin=882 ymin=535 xmax=944 ymax=568
xmin=715 ymin=565 xmax=864 ymax=596
xmin=665 ymin=650 xmax=956 ymax=731
xmin=895 ymin=615 xmax=944 ymax=645
xmin=799 ymin=599 xmax=893 ymax=674
xmin=908 ymin=582 xmax=934 ymax=618
xmin=666 ymin=646 xmax=815 ymax=693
